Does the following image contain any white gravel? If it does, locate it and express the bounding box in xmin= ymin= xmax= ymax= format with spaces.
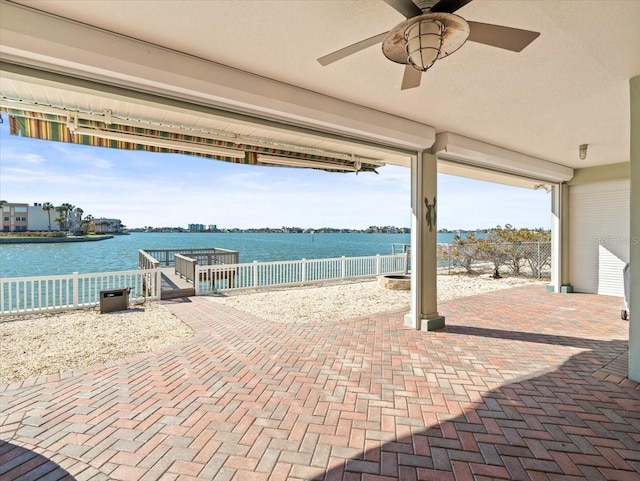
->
xmin=0 ymin=275 xmax=544 ymax=384
xmin=0 ymin=302 xmax=194 ymax=384
xmin=207 ymin=274 xmax=545 ymax=324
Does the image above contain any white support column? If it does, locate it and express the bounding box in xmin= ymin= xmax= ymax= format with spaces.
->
xmin=629 ymin=76 xmax=640 ymax=382
xmin=550 ymin=183 xmax=562 ymax=293
xmin=550 ymin=182 xmax=570 ymax=293
xmin=405 ymin=151 xmax=445 ymax=331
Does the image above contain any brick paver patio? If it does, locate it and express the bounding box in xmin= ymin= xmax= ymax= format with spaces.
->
xmin=1 ymin=286 xmax=639 ymax=480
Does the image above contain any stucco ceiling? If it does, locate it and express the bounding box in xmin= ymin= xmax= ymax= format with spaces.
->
xmin=4 ymin=0 xmax=640 ymax=169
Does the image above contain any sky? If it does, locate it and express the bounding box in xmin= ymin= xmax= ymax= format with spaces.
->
xmin=0 ymin=120 xmax=551 ymax=230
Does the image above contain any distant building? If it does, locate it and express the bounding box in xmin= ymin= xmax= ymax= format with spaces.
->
xmin=94 ymin=218 xmax=124 ymax=233
xmin=2 ymin=202 xmax=28 ymax=232
xmin=188 ymin=224 xmax=205 ymax=232
xmin=1 ymin=202 xmax=80 ymax=232
xmin=208 ymin=224 xmax=217 ymax=231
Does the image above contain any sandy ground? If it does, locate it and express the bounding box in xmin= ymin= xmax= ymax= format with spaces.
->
xmin=0 ymin=275 xmax=545 ymax=384
xmin=207 ymin=274 xmax=545 ymax=324
xmin=0 ymin=302 xmax=194 ymax=384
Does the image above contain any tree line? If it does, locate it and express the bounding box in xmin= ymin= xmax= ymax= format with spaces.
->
xmin=40 ymin=202 xmax=95 ymax=233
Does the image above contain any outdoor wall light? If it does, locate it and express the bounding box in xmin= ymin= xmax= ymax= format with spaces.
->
xmin=579 ymin=144 xmax=588 ymax=160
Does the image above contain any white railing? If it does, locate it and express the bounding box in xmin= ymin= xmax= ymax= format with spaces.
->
xmin=138 ymin=249 xmax=160 ymax=270
xmin=0 ymin=253 xmax=408 ymax=316
xmin=140 ymin=247 xmax=238 ymax=267
xmin=0 ymin=268 xmax=161 ymax=316
xmin=194 ymin=253 xmax=409 ymax=294
xmin=175 ymin=254 xmax=197 ymax=284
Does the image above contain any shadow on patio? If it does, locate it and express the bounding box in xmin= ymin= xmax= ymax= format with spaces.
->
xmin=0 ymin=439 xmax=77 ymax=480
xmin=321 ymin=337 xmax=639 ymax=480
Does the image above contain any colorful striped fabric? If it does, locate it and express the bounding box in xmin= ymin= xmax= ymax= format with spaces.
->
xmin=7 ymin=111 xmax=378 ymax=173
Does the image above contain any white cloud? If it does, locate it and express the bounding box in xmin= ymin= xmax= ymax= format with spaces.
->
xmin=0 ymin=149 xmax=46 ymax=164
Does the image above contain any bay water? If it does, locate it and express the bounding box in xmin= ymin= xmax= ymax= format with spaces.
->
xmin=1 ymin=232 xmax=402 ymax=278
xmin=0 ymin=232 xmax=473 ymax=278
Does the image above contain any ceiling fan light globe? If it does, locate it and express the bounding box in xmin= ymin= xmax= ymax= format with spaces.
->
xmin=405 ymin=20 xmax=444 ymax=71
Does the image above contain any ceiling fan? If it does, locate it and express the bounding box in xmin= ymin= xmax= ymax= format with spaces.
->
xmin=318 ymin=0 xmax=540 ymax=90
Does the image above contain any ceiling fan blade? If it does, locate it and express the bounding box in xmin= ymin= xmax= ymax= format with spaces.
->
xmin=401 ymin=65 xmax=422 ymax=90
xmin=429 ymin=0 xmax=474 ymax=14
xmin=381 ymin=0 xmax=423 ymax=18
xmin=467 ymin=21 xmax=540 ymax=52
xmin=318 ymin=32 xmax=388 ymax=66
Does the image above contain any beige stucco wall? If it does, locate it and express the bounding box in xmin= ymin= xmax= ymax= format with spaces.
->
xmin=629 ymin=77 xmax=640 ymax=382
xmin=568 ymin=162 xmax=629 ymax=185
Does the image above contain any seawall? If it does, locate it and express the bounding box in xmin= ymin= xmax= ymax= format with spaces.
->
xmin=0 ymin=235 xmax=114 ymax=244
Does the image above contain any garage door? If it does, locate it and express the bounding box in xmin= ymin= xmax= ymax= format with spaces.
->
xmin=569 ymin=179 xmax=630 ymax=296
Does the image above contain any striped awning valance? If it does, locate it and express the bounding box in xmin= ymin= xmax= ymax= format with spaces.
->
xmin=6 ymin=110 xmax=380 ymax=173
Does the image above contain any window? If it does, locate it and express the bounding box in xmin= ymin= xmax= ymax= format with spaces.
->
xmin=3 ymin=216 xmax=8 ymax=221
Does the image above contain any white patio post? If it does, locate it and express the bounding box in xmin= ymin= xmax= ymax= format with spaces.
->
xmin=629 ymin=75 xmax=640 ymax=382
xmin=550 ymin=182 xmax=570 ymax=293
xmin=405 ymin=151 xmax=445 ymax=330
xmin=550 ymin=184 xmax=562 ymax=292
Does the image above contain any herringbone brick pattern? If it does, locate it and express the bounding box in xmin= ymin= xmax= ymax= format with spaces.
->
xmin=1 ymin=286 xmax=639 ymax=480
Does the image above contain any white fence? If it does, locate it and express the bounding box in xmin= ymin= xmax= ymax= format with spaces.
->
xmin=1 ymin=253 xmax=407 ymax=316
xmin=194 ymin=254 xmax=409 ymax=294
xmin=0 ymin=268 xmax=161 ymax=317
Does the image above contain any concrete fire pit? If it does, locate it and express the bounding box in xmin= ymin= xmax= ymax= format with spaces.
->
xmin=379 ymin=274 xmax=411 ymax=290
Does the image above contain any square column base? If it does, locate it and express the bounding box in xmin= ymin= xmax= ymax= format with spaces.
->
xmin=404 ymin=313 xmax=446 ymax=331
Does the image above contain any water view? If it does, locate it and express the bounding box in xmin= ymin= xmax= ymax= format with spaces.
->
xmin=0 ymin=232 xmax=421 ymax=278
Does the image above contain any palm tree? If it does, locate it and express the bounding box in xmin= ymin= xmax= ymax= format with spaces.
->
xmin=56 ymin=203 xmax=75 ymax=232
xmin=54 ymin=215 xmax=66 ymax=231
xmin=42 ymin=202 xmax=54 ymax=231
xmin=73 ymin=207 xmax=84 ymax=233
xmin=55 ymin=206 xmax=66 ymax=231
xmin=81 ymin=214 xmax=94 ymax=234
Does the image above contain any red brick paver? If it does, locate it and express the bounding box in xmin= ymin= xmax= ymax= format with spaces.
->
xmin=1 ymin=286 xmax=639 ymax=480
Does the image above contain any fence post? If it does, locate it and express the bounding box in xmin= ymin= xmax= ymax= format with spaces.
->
xmin=376 ymin=254 xmax=381 ymax=275
xmin=302 ymin=259 xmax=307 ymax=283
xmin=341 ymin=256 xmax=346 ymax=278
xmin=156 ymin=268 xmax=162 ymax=299
xmin=72 ymin=272 xmax=79 ymax=308
xmin=194 ymin=266 xmax=200 ymax=295
xmin=404 ymin=252 xmax=409 ymax=274
xmin=253 ymin=261 xmax=259 ymax=288
xmin=537 ymin=241 xmax=542 ymax=279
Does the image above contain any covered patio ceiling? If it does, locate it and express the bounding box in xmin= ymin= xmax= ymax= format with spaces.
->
xmin=1 ymin=0 xmax=639 ymax=178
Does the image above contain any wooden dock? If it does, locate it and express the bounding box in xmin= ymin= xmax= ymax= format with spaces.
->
xmin=160 ymin=267 xmax=195 ymax=299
